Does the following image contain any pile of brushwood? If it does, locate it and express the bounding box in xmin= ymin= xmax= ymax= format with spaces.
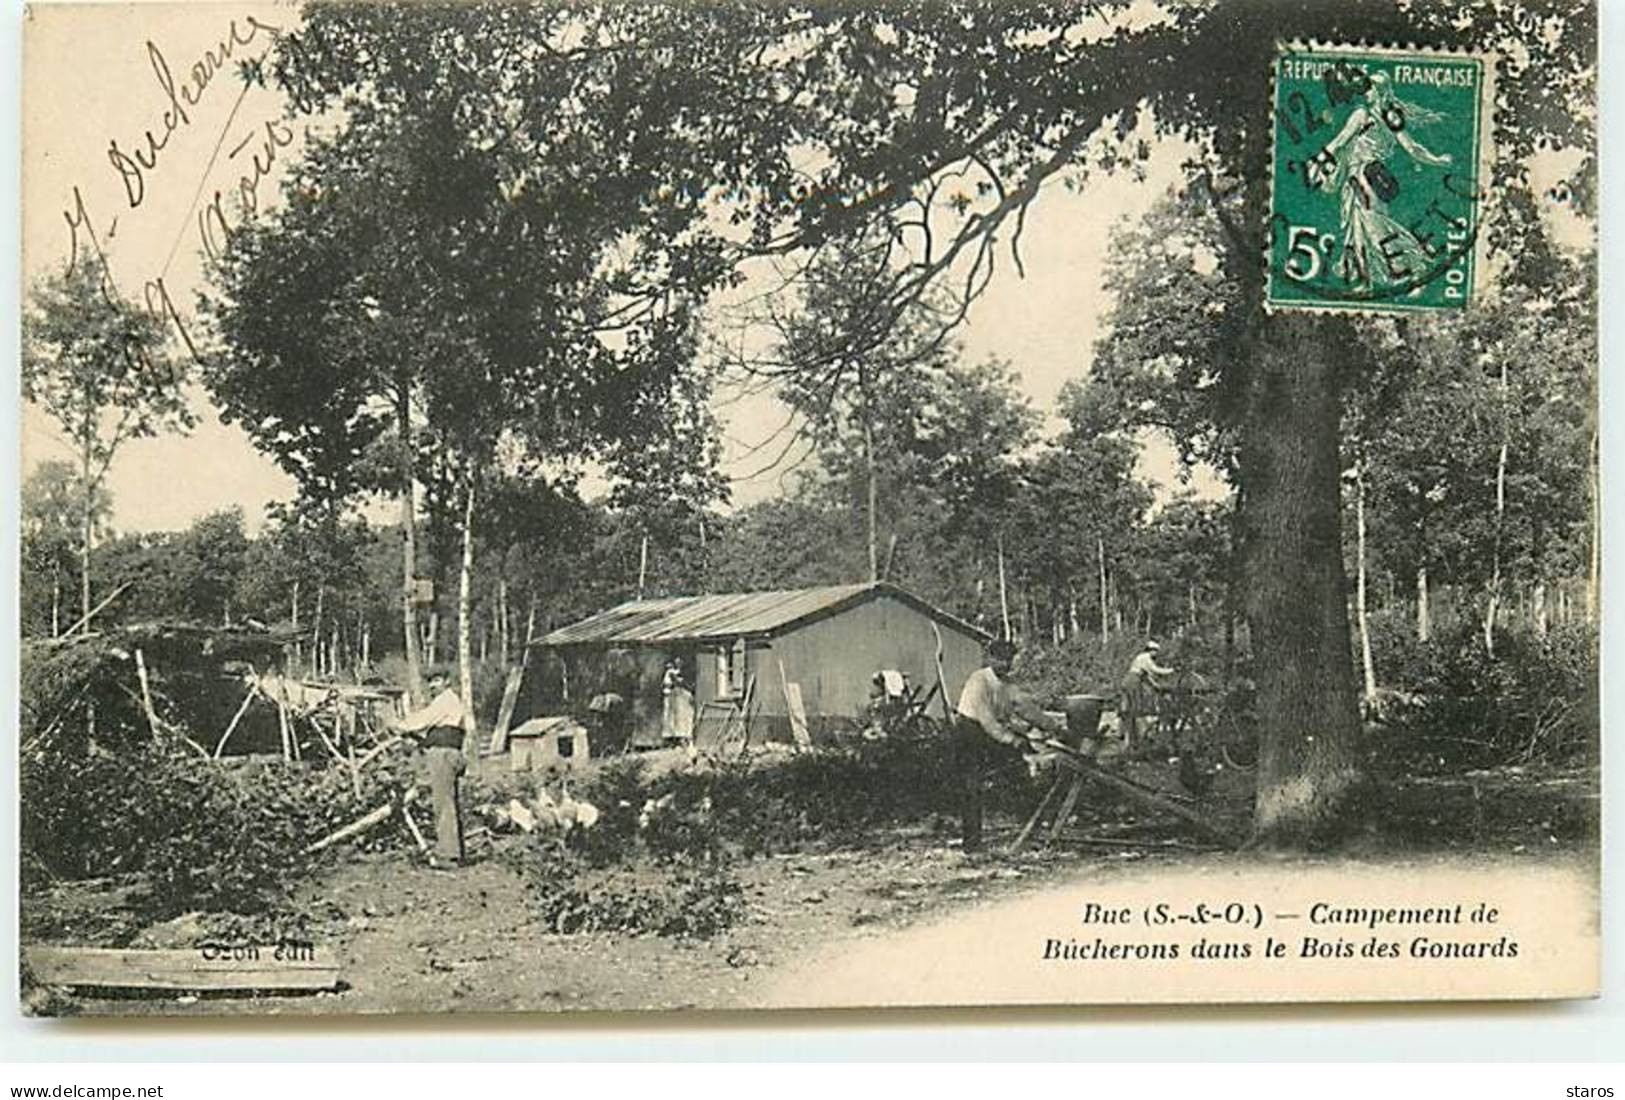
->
xmin=21 ymin=742 xmax=418 ymax=925
xmin=20 ymin=627 xmax=424 ymax=932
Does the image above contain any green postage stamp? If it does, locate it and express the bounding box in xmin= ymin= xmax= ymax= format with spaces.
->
xmin=1267 ymin=45 xmax=1490 ymax=313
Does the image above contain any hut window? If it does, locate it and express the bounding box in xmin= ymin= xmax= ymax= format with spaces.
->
xmin=716 ymin=638 xmax=747 ymax=698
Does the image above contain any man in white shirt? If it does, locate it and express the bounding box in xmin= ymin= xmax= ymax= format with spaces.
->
xmin=953 ymin=638 xmax=1061 ymax=853
xmin=392 ymin=672 xmax=471 ymax=868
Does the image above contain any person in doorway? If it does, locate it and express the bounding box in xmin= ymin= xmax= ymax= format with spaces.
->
xmin=1118 ymin=640 xmax=1174 ymax=751
xmin=952 ymin=638 xmax=1062 ymax=854
xmin=392 ymin=671 xmax=471 ymax=869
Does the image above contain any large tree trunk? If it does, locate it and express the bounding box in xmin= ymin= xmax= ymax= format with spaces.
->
xmin=397 ymin=382 xmax=427 ymax=707
xmin=457 ymin=476 xmax=479 ymax=757
xmin=1238 ymin=317 xmax=1363 ymax=844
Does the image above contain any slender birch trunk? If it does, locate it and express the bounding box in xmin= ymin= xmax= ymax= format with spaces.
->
xmin=1416 ymin=565 xmax=1431 ymax=643
xmin=1588 ymin=428 xmax=1600 ymax=624
xmin=1355 ymin=457 xmax=1377 ymax=707
xmin=860 ymin=364 xmax=879 ymax=585
xmin=458 ymin=476 xmax=479 ymax=756
xmin=1484 ymin=356 xmax=1510 ymax=658
xmin=997 ymin=536 xmax=1011 ymax=640
xmin=1097 ymin=536 xmax=1109 ymax=647
xmin=397 ymin=381 xmax=426 ymax=707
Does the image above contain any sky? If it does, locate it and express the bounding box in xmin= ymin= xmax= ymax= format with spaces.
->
xmin=20 ymin=3 xmax=1234 ymax=538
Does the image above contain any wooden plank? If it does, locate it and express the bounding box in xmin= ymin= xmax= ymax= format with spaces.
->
xmin=776 ymin=656 xmax=811 ymax=749
xmin=26 ymin=946 xmax=340 ymax=993
xmin=1036 ymin=738 xmax=1241 ymax=848
xmin=784 ymin=683 xmax=811 ymax=749
xmin=486 ymin=666 xmax=525 ymax=755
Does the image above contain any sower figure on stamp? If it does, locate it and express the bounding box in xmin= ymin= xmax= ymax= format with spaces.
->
xmin=952 ymin=638 xmax=1062 ymax=854
xmin=391 ymin=671 xmax=471 ymax=869
xmin=1118 ymin=640 xmax=1174 ymax=753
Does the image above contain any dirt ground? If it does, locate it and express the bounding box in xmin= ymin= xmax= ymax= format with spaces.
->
xmin=26 ymin=760 xmax=1599 ymax=1018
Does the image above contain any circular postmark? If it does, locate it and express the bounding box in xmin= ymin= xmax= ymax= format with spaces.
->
xmin=1267 ymin=47 xmax=1491 ymax=314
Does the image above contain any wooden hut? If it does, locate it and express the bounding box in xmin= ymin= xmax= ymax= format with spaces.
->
xmin=527 ymin=582 xmax=990 ymax=748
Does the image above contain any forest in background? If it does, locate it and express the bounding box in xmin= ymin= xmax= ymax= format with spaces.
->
xmin=20 ymin=0 xmax=1597 ymax=844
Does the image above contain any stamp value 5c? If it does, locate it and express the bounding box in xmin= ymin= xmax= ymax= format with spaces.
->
xmin=1268 ymin=45 xmax=1490 ymax=314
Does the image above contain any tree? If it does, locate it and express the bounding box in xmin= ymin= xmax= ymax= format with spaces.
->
xmin=21 ymin=461 xmax=110 ymax=637
xmin=207 ymin=17 xmax=734 ymax=716
xmin=22 ymin=255 xmax=192 ymax=624
xmin=259 ymin=0 xmax=1592 ymax=843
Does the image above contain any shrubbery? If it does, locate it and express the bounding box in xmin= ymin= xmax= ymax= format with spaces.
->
xmin=1367 ymin=617 xmax=1597 ymax=771
xmin=20 ymin=744 xmax=411 ymax=919
xmin=506 ymin=732 xmax=990 ymax=938
xmin=511 ymin=843 xmax=746 ymax=937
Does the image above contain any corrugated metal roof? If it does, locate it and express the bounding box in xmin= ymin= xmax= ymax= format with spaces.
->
xmin=535 ymin=582 xmax=988 ymax=647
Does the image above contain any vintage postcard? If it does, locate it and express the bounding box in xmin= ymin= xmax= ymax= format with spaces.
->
xmin=16 ymin=0 xmax=1598 ymax=1017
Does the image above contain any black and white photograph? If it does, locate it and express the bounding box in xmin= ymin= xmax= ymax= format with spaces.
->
xmin=15 ymin=0 xmax=1600 ymax=1019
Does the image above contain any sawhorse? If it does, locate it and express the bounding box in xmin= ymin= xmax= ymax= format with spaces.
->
xmin=1007 ymin=739 xmax=1239 ymax=853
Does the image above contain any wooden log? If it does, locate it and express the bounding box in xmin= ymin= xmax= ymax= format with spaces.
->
xmin=357 ymin=736 xmax=403 ymax=770
xmin=309 ymin=715 xmax=362 ymax=799
xmin=26 ymin=945 xmax=339 ymax=993
xmin=59 ymin=581 xmax=134 ymax=639
xmin=117 ymin=680 xmax=208 ymax=759
xmin=400 ymin=790 xmax=429 ymax=854
xmin=214 ymin=683 xmax=261 ymax=759
xmin=1037 ymin=739 xmax=1240 ymax=847
xmin=302 ymin=801 xmax=393 ymax=855
xmin=134 ymin=647 xmax=162 ymax=741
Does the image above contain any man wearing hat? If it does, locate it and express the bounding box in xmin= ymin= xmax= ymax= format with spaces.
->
xmin=1119 ymin=640 xmax=1174 ymax=751
xmin=952 ymin=638 xmax=1061 ymax=853
xmin=391 ymin=670 xmax=472 ymax=869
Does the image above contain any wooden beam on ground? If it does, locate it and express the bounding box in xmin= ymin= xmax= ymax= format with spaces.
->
xmin=302 ymin=801 xmax=393 ymax=854
xmin=25 ymin=946 xmax=340 ymax=993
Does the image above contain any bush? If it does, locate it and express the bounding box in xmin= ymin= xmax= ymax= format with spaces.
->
xmin=1369 ymin=620 xmax=1598 ymax=771
xmin=507 ymin=839 xmax=745 ymax=938
xmin=20 ymin=743 xmax=411 ymax=919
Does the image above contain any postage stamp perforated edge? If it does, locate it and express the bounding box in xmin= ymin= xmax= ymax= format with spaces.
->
xmin=1262 ymin=39 xmax=1498 ymax=317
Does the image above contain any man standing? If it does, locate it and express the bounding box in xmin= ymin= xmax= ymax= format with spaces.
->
xmin=952 ymin=638 xmax=1061 ymax=853
xmin=1119 ymin=640 xmax=1174 ymax=751
xmin=393 ymin=671 xmax=471 ymax=869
